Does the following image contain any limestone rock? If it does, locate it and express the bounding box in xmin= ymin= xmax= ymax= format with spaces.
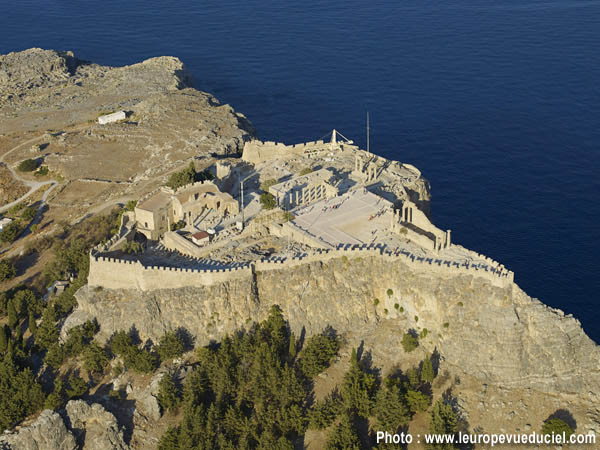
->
xmin=65 ymin=400 xmax=129 ymax=450
xmin=0 ymin=409 xmax=77 ymax=450
xmin=129 ymin=371 xmax=164 ymax=422
xmin=69 ymin=255 xmax=600 ymax=400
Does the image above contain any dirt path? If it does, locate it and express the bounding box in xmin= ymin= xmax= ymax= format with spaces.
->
xmin=0 ymin=134 xmax=57 ymax=213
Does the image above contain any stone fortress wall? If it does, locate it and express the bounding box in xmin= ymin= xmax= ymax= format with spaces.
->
xmin=88 ymin=242 xmax=514 ymax=291
xmin=242 ymin=138 xmax=357 ymax=164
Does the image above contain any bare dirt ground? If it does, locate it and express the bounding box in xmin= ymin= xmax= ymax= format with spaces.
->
xmin=0 ymin=164 xmax=27 ymax=206
xmin=0 ymin=48 xmax=254 ymax=235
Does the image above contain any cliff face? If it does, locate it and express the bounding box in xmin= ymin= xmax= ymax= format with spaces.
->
xmin=69 ymin=254 xmax=600 ymax=399
xmin=0 ymin=401 xmax=128 ymax=450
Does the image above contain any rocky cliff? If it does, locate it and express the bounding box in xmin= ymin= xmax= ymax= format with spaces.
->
xmin=0 ymin=401 xmax=128 ymax=450
xmin=69 ymin=254 xmax=600 ymax=399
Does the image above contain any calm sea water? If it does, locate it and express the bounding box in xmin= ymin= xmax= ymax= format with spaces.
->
xmin=2 ymin=0 xmax=599 ymax=341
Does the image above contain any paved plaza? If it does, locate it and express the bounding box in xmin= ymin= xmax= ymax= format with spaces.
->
xmin=290 ymin=188 xmax=393 ymax=246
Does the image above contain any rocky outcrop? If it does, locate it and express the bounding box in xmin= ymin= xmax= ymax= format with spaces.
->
xmin=0 ymin=48 xmax=256 ymax=218
xmin=0 ymin=402 xmax=129 ymax=450
xmin=0 ymin=410 xmax=77 ymax=450
xmin=65 ymin=401 xmax=129 ymax=450
xmin=69 ymin=254 xmax=600 ymax=400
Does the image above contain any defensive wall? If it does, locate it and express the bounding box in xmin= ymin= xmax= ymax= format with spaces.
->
xmin=242 ymin=139 xmax=357 ymax=164
xmin=88 ymin=250 xmax=254 ymax=291
xmin=88 ymin=242 xmax=514 ymax=291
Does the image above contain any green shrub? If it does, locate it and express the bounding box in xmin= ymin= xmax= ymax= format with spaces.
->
xmin=414 ymin=315 xmax=419 ymax=322
xmin=386 ymin=289 xmax=393 ymax=297
xmin=401 ymin=332 xmax=418 ymax=353
xmin=0 ymin=358 xmax=44 ymax=430
xmin=420 ymin=328 xmax=429 ymax=339
xmin=66 ymin=375 xmax=88 ymax=399
xmin=44 ymin=378 xmax=65 ymax=410
xmin=429 ymin=398 xmax=458 ymax=437
xmin=0 ymin=260 xmax=16 ymax=281
xmin=166 ymin=162 xmax=213 ymax=190
xmin=170 ymin=220 xmax=185 ymax=231
xmin=421 ymin=357 xmax=435 ymax=384
xmin=64 ymin=320 xmax=99 ymax=357
xmin=157 ymin=330 xmax=185 ymax=361
xmin=157 ymin=371 xmax=182 ymax=413
xmin=0 ymin=221 xmax=23 ymax=243
xmin=21 ymin=207 xmax=37 ymax=221
xmin=542 ymin=418 xmax=574 ymax=437
xmin=406 ymin=367 xmax=420 ymax=388
xmin=44 ymin=343 xmax=65 ymax=369
xmin=307 ymin=394 xmax=342 ymax=429
xmin=83 ymin=343 xmax=110 ymax=375
xmin=298 ymin=333 xmax=340 ymax=378
xmin=259 ymin=192 xmax=276 ymax=210
xmin=394 ymin=303 xmax=399 ymax=310
xmin=299 ymin=167 xmax=313 ymax=176
xmin=399 ymin=306 xmax=404 ymax=313
xmin=457 ymin=301 xmax=464 ymax=307
xmin=123 ymin=241 xmax=143 ymax=254
xmin=373 ymin=298 xmax=379 ymax=306
xmin=443 ymin=322 xmax=449 ymax=328
xmin=406 ymin=389 xmax=431 ymax=413
xmin=260 ymin=178 xmax=278 ymax=192
xmin=17 ymin=159 xmax=39 ymax=172
xmin=130 ymin=349 xmax=159 ymax=373
xmin=125 ymin=200 xmax=137 ymax=211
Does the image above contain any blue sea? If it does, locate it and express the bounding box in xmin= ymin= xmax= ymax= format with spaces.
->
xmin=2 ymin=0 xmax=599 ymax=342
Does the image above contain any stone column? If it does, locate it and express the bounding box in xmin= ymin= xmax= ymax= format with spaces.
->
xmin=446 ymin=229 xmax=451 ymax=248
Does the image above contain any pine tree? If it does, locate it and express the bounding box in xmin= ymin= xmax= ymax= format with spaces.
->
xmin=0 ymin=357 xmax=44 ymax=430
xmin=406 ymin=389 xmax=431 ymax=413
xmin=83 ymin=342 xmax=109 ymax=375
xmin=341 ymin=349 xmax=376 ymax=419
xmin=288 ymin=332 xmax=297 ymax=359
xmin=264 ymin=304 xmax=288 ymax=357
xmin=44 ymin=343 xmax=65 ymax=369
xmin=157 ymin=330 xmax=185 ymax=362
xmin=374 ymin=383 xmax=411 ymax=432
xmin=421 ymin=357 xmax=435 ymax=384
xmin=427 ymin=399 xmax=458 ymax=449
xmin=0 ymin=325 xmax=8 ymax=353
xmin=158 ymin=425 xmax=180 ymax=450
xmin=66 ymin=375 xmax=88 ymax=399
xmin=298 ymin=333 xmax=339 ymax=378
xmin=158 ymin=371 xmax=182 ymax=413
xmin=7 ymin=300 xmax=18 ymax=329
xmin=44 ymin=378 xmax=65 ymax=410
xmin=325 ymin=413 xmax=362 ymax=450
xmin=35 ymin=306 xmax=58 ymax=349
xmin=28 ymin=312 xmax=37 ymax=335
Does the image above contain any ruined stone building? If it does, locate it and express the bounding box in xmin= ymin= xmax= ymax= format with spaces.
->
xmin=135 ymin=181 xmax=238 ymax=240
xmin=268 ymin=168 xmax=339 ymax=209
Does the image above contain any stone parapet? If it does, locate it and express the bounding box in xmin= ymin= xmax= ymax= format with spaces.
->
xmin=88 ymin=242 xmax=513 ymax=291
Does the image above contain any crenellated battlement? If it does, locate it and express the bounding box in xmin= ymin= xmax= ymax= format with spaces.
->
xmin=88 ymin=242 xmax=514 ymax=291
